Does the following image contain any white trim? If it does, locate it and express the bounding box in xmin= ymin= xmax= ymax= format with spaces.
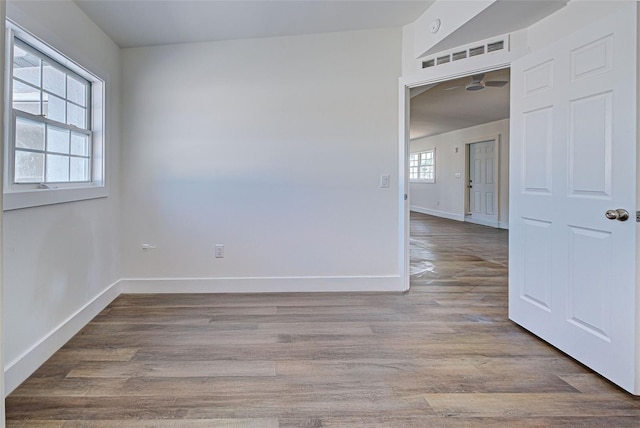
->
xmin=120 ymin=276 xmax=404 ymax=294
xmin=499 ymin=221 xmax=509 ymax=230
xmin=464 ymin=215 xmax=499 ymax=229
xmin=410 ymin=206 xmax=464 ymax=222
xmin=4 ymin=280 xmax=121 ymax=396
xmin=399 ymin=44 xmax=515 ymax=294
xmin=4 ymin=184 xmax=107 ymax=210
xmin=399 ymin=84 xmax=411 ymax=292
xmin=0 ymin=1 xmax=6 ymax=422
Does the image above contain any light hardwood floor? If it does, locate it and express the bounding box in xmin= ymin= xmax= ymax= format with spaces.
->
xmin=6 ymin=212 xmax=640 ymax=426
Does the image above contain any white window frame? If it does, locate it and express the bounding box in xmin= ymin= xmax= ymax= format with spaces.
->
xmin=3 ymin=20 xmax=107 ymax=210
xmin=410 ymin=148 xmax=435 ymax=183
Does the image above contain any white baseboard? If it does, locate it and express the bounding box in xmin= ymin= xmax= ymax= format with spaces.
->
xmin=4 ymin=274 xmax=403 ymax=396
xmin=4 ymin=280 xmax=121 ymax=396
xmin=464 ymin=216 xmax=503 ymax=229
xmin=499 ymin=221 xmax=509 ymax=230
xmin=119 ymin=275 xmax=404 ymax=294
xmin=410 ymin=206 xmax=464 ymax=222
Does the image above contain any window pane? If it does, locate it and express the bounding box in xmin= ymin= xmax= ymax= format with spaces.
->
xmin=46 ymin=154 xmax=69 ymax=182
xmin=16 ymin=117 xmax=45 ymax=150
xmin=47 ymin=126 xmax=69 ymax=154
xmin=13 ymin=79 xmax=41 ymax=115
xmin=420 ymin=166 xmax=434 ymax=180
xmin=71 ymin=132 xmax=89 ymax=156
xmin=67 ymin=103 xmax=86 ymax=129
xmin=67 ymin=75 xmax=87 ymax=106
xmin=13 ymin=45 xmax=40 ymax=86
xmin=70 ymin=157 xmax=89 ymax=182
xmin=43 ymin=62 xmax=65 ymax=97
xmin=15 ymin=150 xmax=44 ymax=183
xmin=43 ymin=93 xmax=66 ymax=123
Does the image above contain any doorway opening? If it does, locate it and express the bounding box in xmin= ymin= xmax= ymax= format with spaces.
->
xmin=406 ymin=67 xmax=510 ymax=283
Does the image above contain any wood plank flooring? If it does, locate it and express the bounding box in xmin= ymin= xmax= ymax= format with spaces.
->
xmin=6 ymin=212 xmax=640 ymax=427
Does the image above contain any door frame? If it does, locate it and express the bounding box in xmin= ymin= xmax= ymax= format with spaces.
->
xmin=398 ymin=52 xmax=514 ymax=290
xmin=464 ymin=135 xmax=502 ymax=228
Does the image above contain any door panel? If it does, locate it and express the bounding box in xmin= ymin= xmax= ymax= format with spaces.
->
xmin=568 ymin=93 xmax=612 ymax=196
xmin=567 ymin=226 xmax=612 ymax=340
xmin=521 ymin=217 xmax=553 ymax=311
xmin=522 ymin=108 xmax=552 ymax=193
xmin=509 ymin=4 xmax=637 ymax=393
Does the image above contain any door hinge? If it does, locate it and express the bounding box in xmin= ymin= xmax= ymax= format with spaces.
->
xmin=636 ymin=211 xmax=640 ymax=222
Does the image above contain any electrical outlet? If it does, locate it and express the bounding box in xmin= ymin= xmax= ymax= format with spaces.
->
xmin=215 ymin=244 xmax=224 ymax=258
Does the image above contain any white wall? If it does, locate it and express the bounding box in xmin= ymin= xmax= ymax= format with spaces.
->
xmin=409 ymin=119 xmax=509 ymax=227
xmin=2 ymin=0 xmax=121 ymax=394
xmin=120 ymin=28 xmax=402 ymax=291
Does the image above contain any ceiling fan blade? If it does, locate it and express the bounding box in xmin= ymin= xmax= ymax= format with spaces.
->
xmin=485 ymin=80 xmax=509 ymax=87
xmin=444 ymin=85 xmax=463 ymax=91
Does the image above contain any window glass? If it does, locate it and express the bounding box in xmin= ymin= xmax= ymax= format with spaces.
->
xmin=48 ymin=126 xmax=70 ymax=154
xmin=410 ymin=150 xmax=435 ymax=182
xmin=46 ymin=154 xmax=70 ymax=182
xmin=43 ymin=62 xmax=65 ymax=97
xmin=13 ymin=80 xmax=40 ymax=115
xmin=16 ymin=117 xmax=44 ymax=150
xmin=67 ymin=75 xmax=87 ymax=106
xmin=13 ymin=45 xmax=40 ymax=86
xmin=15 ymin=151 xmax=44 ymax=183
xmin=10 ymin=38 xmax=92 ymax=186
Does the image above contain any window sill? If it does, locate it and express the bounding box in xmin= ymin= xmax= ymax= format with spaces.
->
xmin=3 ymin=185 xmax=108 ymax=211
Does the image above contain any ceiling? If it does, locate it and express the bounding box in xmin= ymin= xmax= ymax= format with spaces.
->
xmin=74 ymin=0 xmax=434 ymax=48
xmin=71 ymin=1 xmax=528 ymax=138
xmin=410 ymin=68 xmax=510 ymax=140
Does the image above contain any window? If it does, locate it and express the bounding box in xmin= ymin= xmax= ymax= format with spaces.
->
xmin=5 ymin=22 xmax=107 ymax=210
xmin=11 ymin=39 xmax=91 ymax=184
xmin=410 ymin=149 xmax=435 ymax=182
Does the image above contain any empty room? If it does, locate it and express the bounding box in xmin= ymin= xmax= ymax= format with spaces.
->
xmin=3 ymin=0 xmax=640 ymax=426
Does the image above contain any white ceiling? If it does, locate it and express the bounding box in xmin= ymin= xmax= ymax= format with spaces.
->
xmin=74 ymin=0 xmax=434 ymax=48
xmin=410 ymin=68 xmax=510 ymax=140
xmin=71 ymin=1 xmax=547 ymax=139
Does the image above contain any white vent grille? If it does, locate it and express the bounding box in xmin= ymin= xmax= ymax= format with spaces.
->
xmin=452 ymin=51 xmax=467 ymax=61
xmin=487 ymin=40 xmax=504 ymax=52
xmin=469 ymin=45 xmax=485 ymax=57
xmin=421 ymin=36 xmax=508 ymax=70
xmin=436 ymin=55 xmax=451 ymax=65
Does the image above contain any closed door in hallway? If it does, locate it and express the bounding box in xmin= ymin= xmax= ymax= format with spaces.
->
xmin=468 ymin=140 xmax=498 ymax=227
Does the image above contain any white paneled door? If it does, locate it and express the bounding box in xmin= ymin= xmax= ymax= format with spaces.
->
xmin=468 ymin=140 xmax=498 ymax=227
xmin=509 ymin=4 xmax=638 ymax=393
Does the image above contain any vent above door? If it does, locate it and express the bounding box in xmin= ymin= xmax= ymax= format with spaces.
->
xmin=422 ymin=36 xmax=509 ymax=70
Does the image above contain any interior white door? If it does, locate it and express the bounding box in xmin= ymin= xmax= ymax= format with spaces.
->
xmin=468 ymin=140 xmax=498 ymax=227
xmin=509 ymin=4 xmax=638 ymax=393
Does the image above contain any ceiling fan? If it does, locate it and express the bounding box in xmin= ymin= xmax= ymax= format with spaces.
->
xmin=445 ymin=73 xmax=509 ymax=92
